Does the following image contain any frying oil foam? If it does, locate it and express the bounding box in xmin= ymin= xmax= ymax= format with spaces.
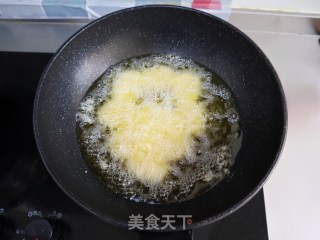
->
xmin=76 ymin=54 xmax=241 ymax=203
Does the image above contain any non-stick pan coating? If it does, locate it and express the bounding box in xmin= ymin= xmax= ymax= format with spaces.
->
xmin=34 ymin=5 xmax=287 ymax=230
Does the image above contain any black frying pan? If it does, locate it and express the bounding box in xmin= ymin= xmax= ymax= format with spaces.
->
xmin=33 ymin=5 xmax=287 ymax=237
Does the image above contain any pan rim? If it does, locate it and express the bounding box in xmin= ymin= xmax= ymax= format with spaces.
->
xmin=33 ymin=4 xmax=288 ymax=231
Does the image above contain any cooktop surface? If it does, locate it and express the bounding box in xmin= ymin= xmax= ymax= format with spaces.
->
xmin=0 ymin=51 xmax=268 ymax=240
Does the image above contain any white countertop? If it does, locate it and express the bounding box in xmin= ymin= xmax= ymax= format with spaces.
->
xmin=244 ymin=31 xmax=320 ymax=240
xmin=232 ymin=0 xmax=320 ymax=15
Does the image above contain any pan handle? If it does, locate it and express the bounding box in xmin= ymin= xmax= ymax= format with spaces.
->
xmin=140 ymin=230 xmax=193 ymax=240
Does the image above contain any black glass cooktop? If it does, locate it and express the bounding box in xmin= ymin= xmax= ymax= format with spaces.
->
xmin=0 ymin=51 xmax=268 ymax=240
